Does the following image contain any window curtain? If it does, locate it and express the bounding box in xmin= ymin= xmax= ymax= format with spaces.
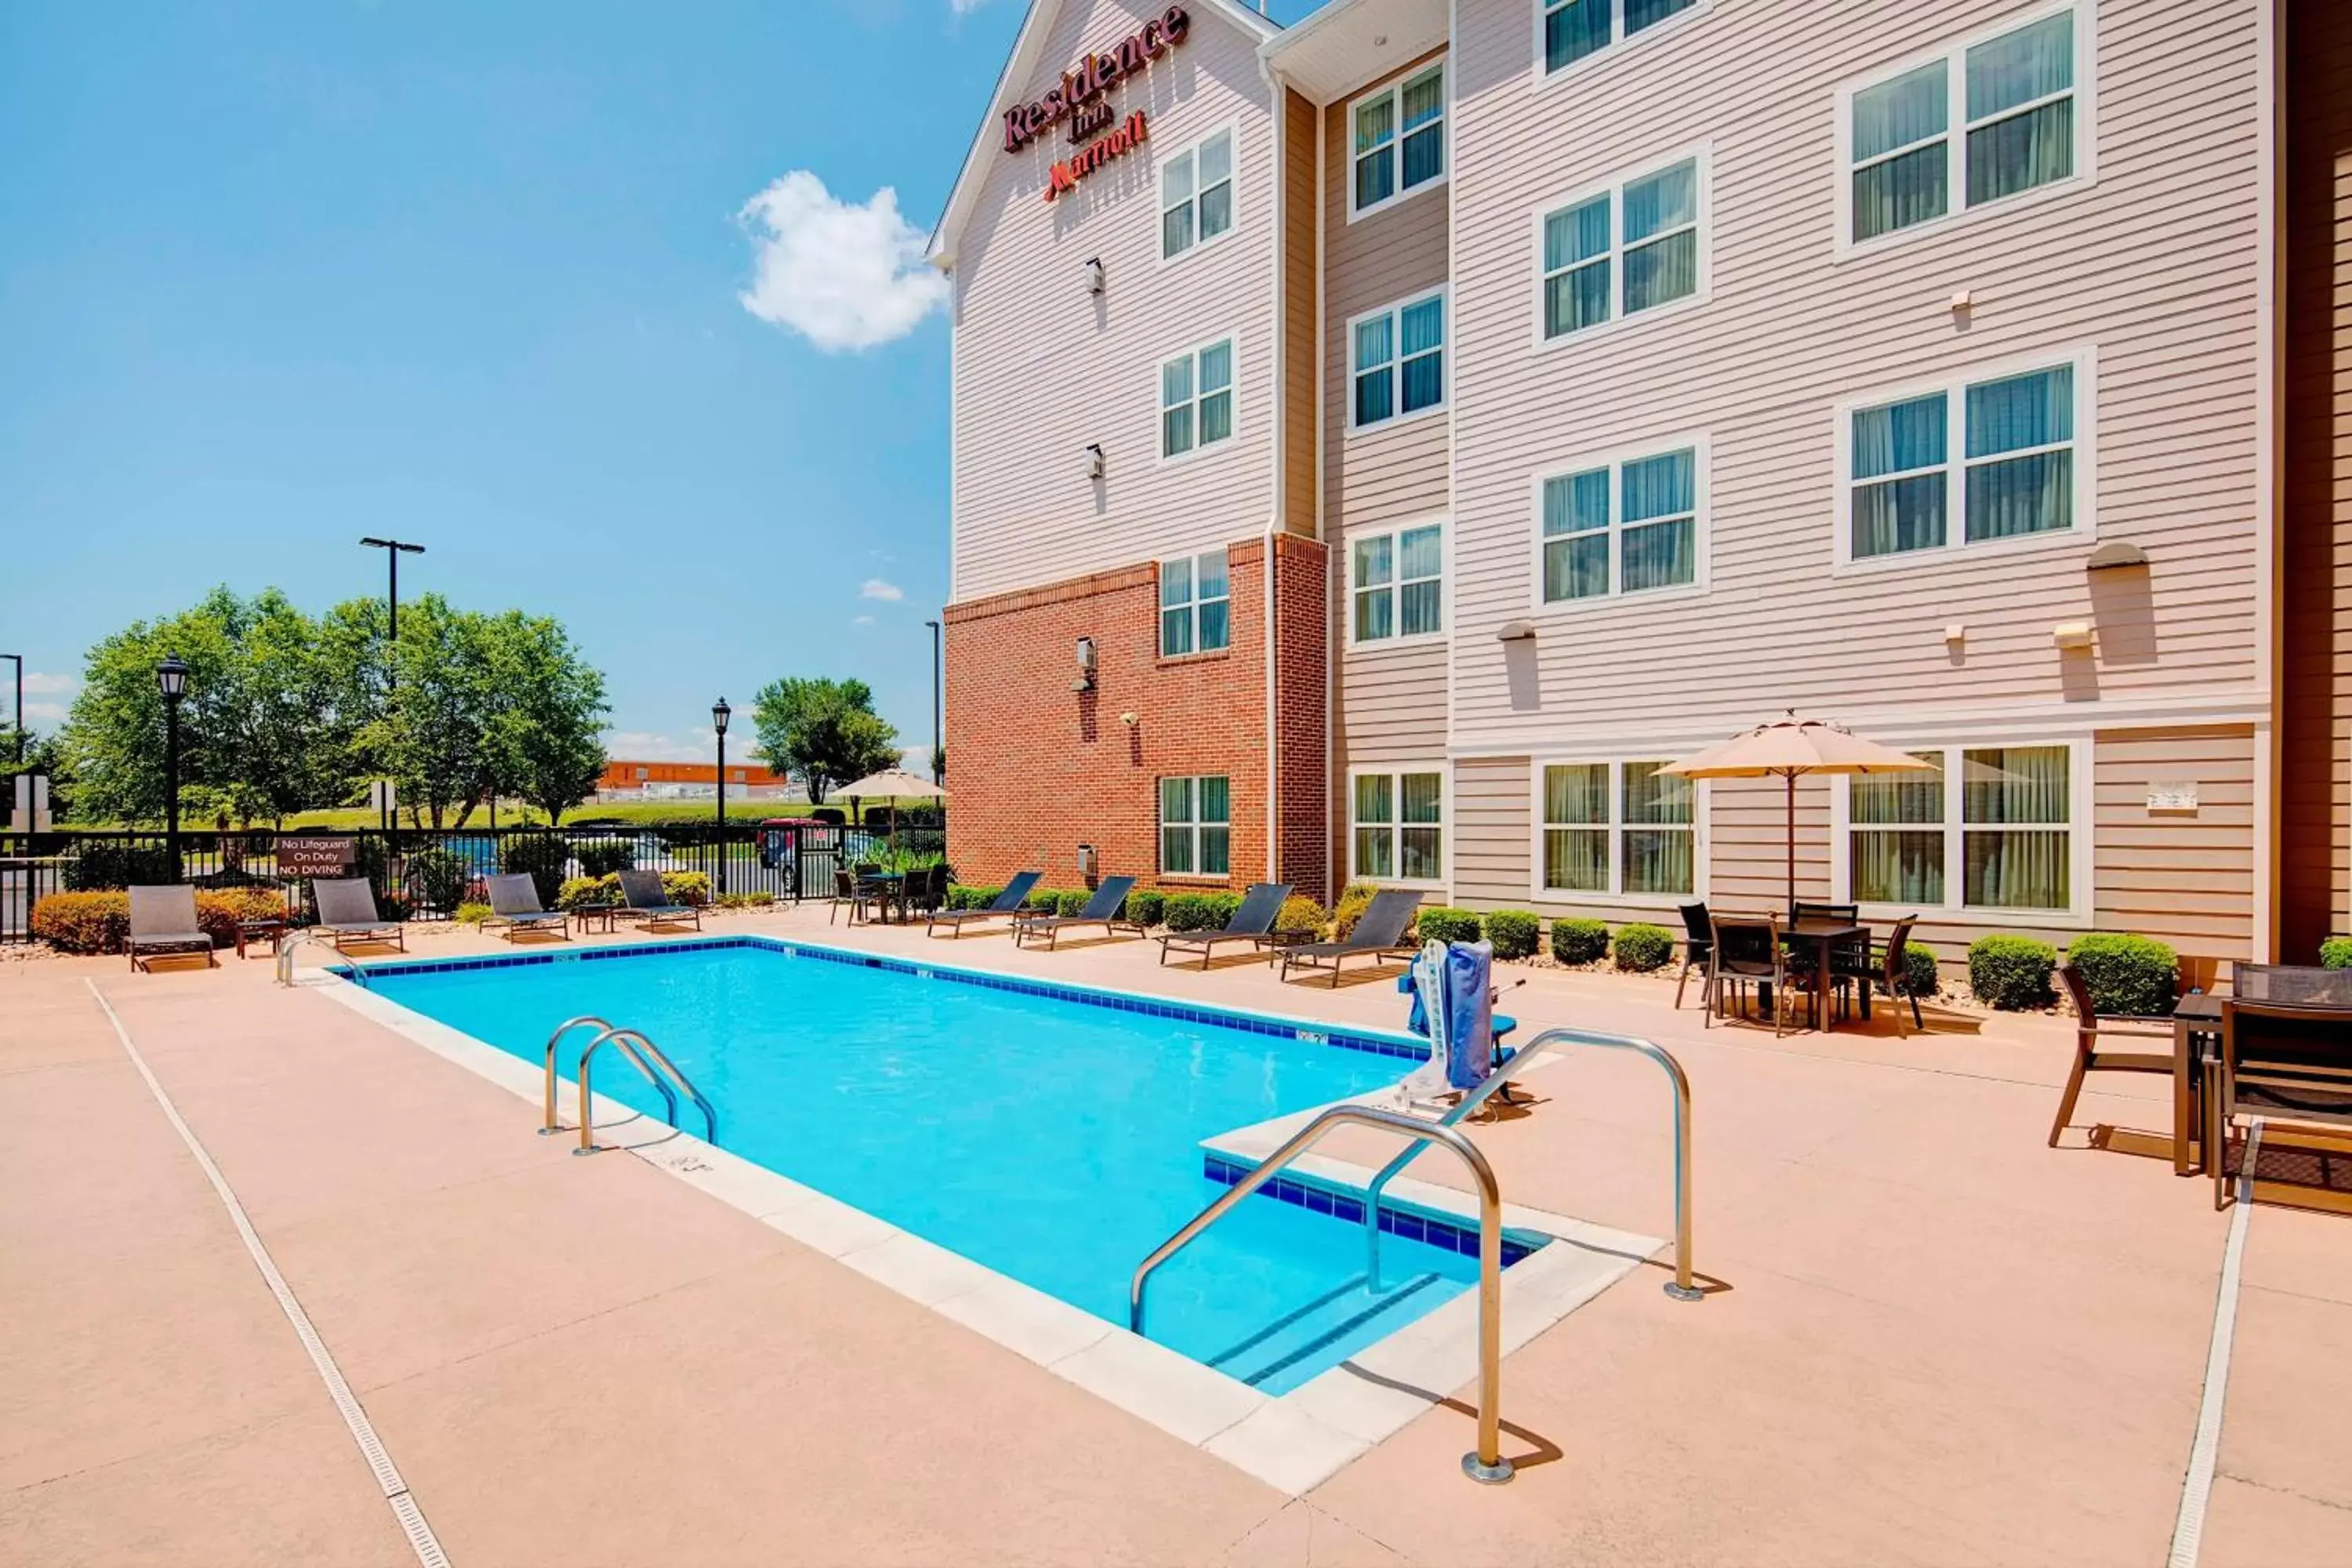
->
xmin=1962 ymin=746 xmax=2068 ymax=909
xmin=1397 ymin=525 xmax=1443 ymax=636
xmin=1353 ymin=774 xmax=1394 ymax=879
xmin=1195 ymin=551 xmax=1229 ymax=651
xmin=1162 ymin=151 xmax=1196 ymax=257
xmin=1621 ymin=161 xmax=1697 ymax=313
xmin=1197 ymin=776 xmax=1231 ymax=875
xmin=1544 ymin=0 xmax=1611 ymax=73
xmin=1542 ymin=470 xmax=1610 ymax=601
xmin=1620 ymin=450 xmax=1696 ymax=591
xmin=1851 ymin=60 xmax=1949 ymax=241
xmin=1160 ymin=777 xmax=1195 ymax=874
xmin=1543 ymin=764 xmax=1609 ymax=891
xmin=1399 ymin=298 xmax=1444 ymax=412
xmin=1852 ymin=753 xmax=1944 ymax=903
xmin=1626 ymin=0 xmax=1692 ymax=31
xmin=1965 ymin=368 xmax=2071 ymax=542
xmin=1353 ymin=315 xmax=1393 ymax=426
xmin=1354 ymin=97 xmax=1395 ymax=209
xmin=1622 ymin=761 xmax=1693 ymax=895
xmin=1160 ymin=557 xmax=1194 ymax=655
xmin=1852 ymin=393 xmax=1947 ymax=557
xmin=1400 ymin=70 xmax=1444 ymax=188
xmin=1161 ymin=358 xmax=1193 ymax=456
xmin=1400 ymin=773 xmax=1443 ymax=881
xmin=1965 ymin=16 xmax=2074 ymax=205
xmin=1544 ymin=197 xmax=1611 ymax=336
xmin=1198 ymin=342 xmax=1233 ymax=445
xmin=1197 ymin=133 xmax=1233 ymax=239
xmin=1352 ymin=536 xmax=1392 ymax=641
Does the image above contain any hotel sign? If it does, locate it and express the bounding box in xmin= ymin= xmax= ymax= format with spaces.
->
xmin=1004 ymin=3 xmax=1190 ymax=187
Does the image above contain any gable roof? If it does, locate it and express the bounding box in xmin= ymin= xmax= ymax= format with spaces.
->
xmin=927 ymin=0 xmax=1282 ymax=270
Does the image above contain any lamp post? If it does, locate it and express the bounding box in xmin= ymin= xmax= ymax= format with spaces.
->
xmin=0 ymin=653 xmax=21 ymax=765
xmin=712 ymin=696 xmax=731 ymax=895
xmin=924 ymin=619 xmax=942 ymax=783
xmin=358 ymin=538 xmax=426 ymax=691
xmin=156 ymin=655 xmax=188 ymax=881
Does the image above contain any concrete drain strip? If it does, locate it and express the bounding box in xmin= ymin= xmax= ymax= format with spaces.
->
xmin=2166 ymin=1117 xmax=2263 ymax=1568
xmin=86 ymin=979 xmax=450 ymax=1568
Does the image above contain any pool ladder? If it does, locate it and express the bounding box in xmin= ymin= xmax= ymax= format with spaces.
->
xmin=540 ymin=1016 xmax=717 ymax=1156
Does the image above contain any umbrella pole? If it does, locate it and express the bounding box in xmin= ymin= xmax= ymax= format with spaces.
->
xmin=1785 ymin=771 xmax=1796 ymax=918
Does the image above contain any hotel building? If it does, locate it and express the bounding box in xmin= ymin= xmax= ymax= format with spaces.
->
xmin=932 ymin=0 xmax=2350 ymax=964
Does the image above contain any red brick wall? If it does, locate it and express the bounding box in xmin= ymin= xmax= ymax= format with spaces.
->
xmin=1271 ymin=532 xmax=1331 ymax=903
xmin=945 ymin=542 xmax=1272 ymax=891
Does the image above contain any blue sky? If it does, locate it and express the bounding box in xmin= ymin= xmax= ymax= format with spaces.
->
xmin=0 ymin=0 xmax=1322 ymax=763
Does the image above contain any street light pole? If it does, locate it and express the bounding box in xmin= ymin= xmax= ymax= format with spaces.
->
xmin=712 ymin=697 xmax=731 ymax=895
xmin=0 ymin=654 xmax=21 ymax=764
xmin=358 ymin=538 xmax=426 ymax=691
xmin=924 ymin=619 xmax=942 ymax=783
xmin=156 ymin=655 xmax=188 ymax=881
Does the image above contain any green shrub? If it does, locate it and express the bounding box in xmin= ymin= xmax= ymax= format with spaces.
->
xmin=1052 ymin=889 xmax=1092 ymax=916
xmin=1127 ymin=888 xmax=1166 ymax=928
xmin=811 ymin=807 xmax=845 ymax=826
xmin=557 ymin=874 xmax=620 ymax=912
xmin=1485 ymin=909 xmax=1540 ymax=961
xmin=2321 ymin=936 xmax=2352 ymax=970
xmin=2067 ymin=932 xmax=2177 ymax=1017
xmin=661 ymin=870 xmax=711 ymax=906
xmin=1897 ymin=942 xmax=1940 ymax=999
xmin=1552 ymin=917 xmax=1610 ymax=965
xmin=1415 ymin=907 xmax=1483 ymax=946
xmin=1163 ymin=891 xmax=1243 ymax=932
xmin=713 ymin=890 xmax=775 ymax=909
xmin=946 ymin=884 xmax=999 ymax=912
xmin=1613 ymin=923 xmax=1674 ymax=972
xmin=1029 ymin=886 xmax=1076 ymax=912
xmin=454 ymin=902 xmax=494 ymax=926
xmin=575 ymin=838 xmax=635 ymax=877
xmin=1331 ymin=882 xmax=1380 ymax=939
xmin=1969 ymin=934 xmax=2059 ymax=1010
xmin=60 ymin=840 xmax=177 ymax=891
xmin=31 ymin=887 xmax=294 ymax=954
xmin=405 ymin=847 xmax=469 ymax=914
xmin=500 ymin=834 xmax=571 ymax=909
xmin=1272 ymin=896 xmax=1328 ymax=939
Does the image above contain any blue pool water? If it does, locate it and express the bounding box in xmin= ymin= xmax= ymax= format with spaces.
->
xmin=352 ymin=939 xmax=1522 ymax=1393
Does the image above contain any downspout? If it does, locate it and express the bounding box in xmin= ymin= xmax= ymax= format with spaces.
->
xmin=1263 ymin=61 xmax=1287 ymax=884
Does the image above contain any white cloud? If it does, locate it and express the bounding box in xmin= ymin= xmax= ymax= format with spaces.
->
xmin=23 ymin=671 xmax=79 ymax=695
xmin=949 ymin=0 xmax=992 ymax=13
xmin=736 ymin=172 xmax=950 ymax=352
xmin=22 ymin=702 xmax=67 ymax=723
xmin=860 ymin=579 xmax=904 ymax=601
xmin=852 ymin=614 xmax=877 ymax=626
xmin=602 ymin=730 xmax=708 ymax=763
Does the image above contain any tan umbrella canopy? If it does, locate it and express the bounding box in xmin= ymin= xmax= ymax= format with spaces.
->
xmin=1660 ymin=713 xmax=1933 ymax=914
xmin=837 ymin=769 xmax=948 ymax=845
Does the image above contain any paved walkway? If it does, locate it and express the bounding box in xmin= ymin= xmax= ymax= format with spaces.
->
xmin=2 ymin=910 xmax=2345 ymax=1566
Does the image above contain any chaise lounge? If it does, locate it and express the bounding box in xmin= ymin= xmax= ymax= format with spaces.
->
xmin=310 ymin=877 xmax=407 ymax=953
xmin=613 ymin=868 xmax=702 ymax=932
xmin=1155 ymin=882 xmax=1290 ymax=968
xmin=126 ymin=884 xmax=217 ymax=972
xmin=1013 ymin=876 xmax=1142 ymax=950
xmin=481 ymin=873 xmax=570 ymax=943
xmin=1277 ymin=888 xmax=1423 ymax=987
xmin=926 ymin=871 xmax=1041 ymax=937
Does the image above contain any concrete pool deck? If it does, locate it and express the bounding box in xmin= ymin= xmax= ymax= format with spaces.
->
xmin=4 ymin=908 xmax=2348 ymax=1565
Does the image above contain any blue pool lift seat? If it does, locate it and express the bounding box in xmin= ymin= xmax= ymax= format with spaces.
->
xmin=1399 ymin=942 xmax=1528 ymax=1113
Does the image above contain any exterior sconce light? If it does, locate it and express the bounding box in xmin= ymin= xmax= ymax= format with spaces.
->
xmin=1944 ymin=623 xmax=1966 ymax=645
xmin=1948 ymin=289 xmax=1973 ymax=316
xmin=1085 ymin=443 xmax=1105 ymax=480
xmin=2085 ymin=540 xmax=2149 ymax=572
xmin=1083 ymin=257 xmax=1105 ymax=294
xmin=1119 ymin=711 xmax=1138 ymax=726
xmin=1073 ymin=636 xmax=1097 ymax=691
xmin=2052 ymin=622 xmax=2095 ymax=650
xmin=1494 ymin=619 xmax=1537 ymax=643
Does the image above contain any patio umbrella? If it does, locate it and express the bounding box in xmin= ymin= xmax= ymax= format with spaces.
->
xmin=835 ymin=768 xmax=949 ymax=845
xmin=1659 ymin=713 xmax=1935 ymax=914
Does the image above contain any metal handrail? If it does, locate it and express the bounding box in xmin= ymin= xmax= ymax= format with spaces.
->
xmin=1128 ymin=1104 xmax=1516 ymax=1485
xmin=1366 ymin=1025 xmax=1699 ymax=1302
xmin=543 ymin=1017 xmax=616 ymax=1134
xmin=274 ymin=927 xmax=339 ymax=986
xmin=573 ymin=1026 xmax=717 ymax=1155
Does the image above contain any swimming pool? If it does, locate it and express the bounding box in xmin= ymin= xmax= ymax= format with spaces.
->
xmin=342 ymin=937 xmax=1537 ymax=1395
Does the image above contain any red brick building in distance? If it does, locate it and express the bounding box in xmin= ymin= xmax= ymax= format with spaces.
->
xmin=597 ymin=759 xmax=790 ymax=793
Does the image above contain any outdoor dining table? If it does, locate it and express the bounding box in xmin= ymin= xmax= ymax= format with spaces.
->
xmin=2169 ymin=965 xmax=2352 ymax=1175
xmin=1780 ymin=919 xmax=1872 ymax=1031
xmin=856 ymin=872 xmax=906 ymax=924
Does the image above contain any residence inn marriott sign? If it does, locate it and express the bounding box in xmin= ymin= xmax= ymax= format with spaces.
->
xmin=1003 ymin=5 xmax=1190 ymax=201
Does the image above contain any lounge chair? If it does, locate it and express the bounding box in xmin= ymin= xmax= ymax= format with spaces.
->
xmin=126 ymin=884 xmax=216 ymax=971
xmin=926 ymin=871 xmax=1042 ymax=937
xmin=481 ymin=873 xmax=570 ymax=942
xmin=1278 ymin=888 xmax=1424 ymax=987
xmin=310 ymin=877 xmax=406 ymax=953
xmin=1013 ymin=876 xmax=1142 ymax=950
xmin=1156 ymin=882 xmax=1290 ymax=968
xmin=613 ymin=868 xmax=702 ymax=932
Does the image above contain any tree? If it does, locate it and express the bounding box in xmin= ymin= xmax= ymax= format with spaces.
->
xmin=63 ymin=587 xmax=269 ymax=826
xmin=750 ymin=677 xmax=899 ymax=804
xmin=1 ymin=730 xmax=75 ymax=827
xmin=479 ymin=610 xmax=608 ymax=826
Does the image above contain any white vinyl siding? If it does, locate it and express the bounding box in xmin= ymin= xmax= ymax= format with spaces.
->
xmin=1159 ymin=550 xmax=1230 ymax=656
xmin=1537 ymin=760 xmax=1696 ymax=898
xmin=1350 ymin=289 xmax=1447 ymax=430
xmin=1160 ymin=338 xmax=1236 ymax=460
xmin=1835 ymin=741 xmax=2089 ymax=920
xmin=1352 ymin=521 xmax=1445 ymax=643
xmin=1537 ymin=440 xmax=1706 ymax=604
xmin=1540 ymin=0 xmax=1701 ymax=79
xmin=1160 ymin=775 xmax=1231 ymax=876
xmin=1839 ymin=2 xmax=2092 ymax=250
xmin=1352 ymin=768 xmax=1446 ymax=884
xmin=1160 ymin=125 xmax=1236 ymax=260
xmin=1838 ymin=350 xmax=2092 ymax=566
xmin=1537 ymin=151 xmax=1706 ymax=343
xmin=1349 ymin=64 xmax=1446 ymax=220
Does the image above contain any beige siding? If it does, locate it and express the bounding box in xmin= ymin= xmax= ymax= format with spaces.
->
xmin=1708 ymin=774 xmax=1832 ymax=916
xmin=1452 ymin=755 xmax=1530 ymax=906
xmin=951 ymin=0 xmax=1277 ymax=602
xmin=1281 ymin=85 xmax=1319 ymax=540
xmin=2093 ymin=724 xmax=2256 ymax=958
xmin=1443 ymin=0 xmax=2269 ymax=756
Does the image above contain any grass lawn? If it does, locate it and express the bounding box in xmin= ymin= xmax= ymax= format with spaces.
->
xmin=54 ymin=798 xmax=934 ymax=831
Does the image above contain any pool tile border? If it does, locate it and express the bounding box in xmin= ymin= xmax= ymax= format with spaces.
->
xmin=1200 ymin=1156 xmax=1539 ymax=1266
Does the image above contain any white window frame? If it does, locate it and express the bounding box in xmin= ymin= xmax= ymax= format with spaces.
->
xmin=1830 ymin=737 xmax=2092 ymax=926
xmin=1832 ymin=0 xmax=2097 ymax=260
xmin=1528 ymin=145 xmax=1711 ymax=353
xmin=1345 ymin=61 xmax=1448 ymax=223
xmin=1832 ymin=346 xmax=2097 ymax=572
xmin=1534 ymin=0 xmax=1710 ymax=89
xmin=1346 ymin=287 xmax=1448 ymax=434
xmin=1156 ymin=333 xmax=1239 ymax=464
xmin=1156 ymin=122 xmax=1240 ymax=265
xmin=1348 ymin=764 xmax=1449 ymax=889
xmin=1157 ymin=549 xmax=1231 ymax=658
xmin=1528 ymin=435 xmax=1711 ymax=612
xmin=1346 ymin=517 xmax=1447 ymax=648
xmin=1527 ymin=757 xmax=1709 ymax=907
xmin=1158 ymin=774 xmax=1232 ymax=880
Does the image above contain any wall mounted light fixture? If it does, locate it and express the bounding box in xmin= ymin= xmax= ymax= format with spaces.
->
xmin=1073 ymin=636 xmax=1098 ymax=691
xmin=1083 ymin=257 xmax=1105 ymax=294
xmin=1085 ymin=443 xmax=1105 ymax=480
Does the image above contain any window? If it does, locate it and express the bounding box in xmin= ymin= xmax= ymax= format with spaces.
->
xmin=1540 ymin=154 xmax=1702 ymax=340
xmin=1160 ymin=776 xmax=1231 ymax=877
xmin=1351 ymin=289 xmax=1446 ymax=430
xmin=1350 ymin=64 xmax=1446 ymax=218
xmin=1843 ymin=355 xmax=2085 ymax=562
xmin=1842 ymin=744 xmax=2077 ymax=913
xmin=1540 ymin=760 xmax=1695 ymax=898
xmin=1352 ymin=522 xmax=1443 ymax=642
xmin=1352 ymin=770 xmax=1444 ymax=883
xmin=1160 ymin=339 xmax=1235 ymax=459
xmin=1159 ymin=550 xmax=1230 ymax=655
xmin=633 ymin=767 xmax=648 ymax=781
xmin=1160 ymin=127 xmax=1235 ymax=260
xmin=1845 ymin=6 xmax=2085 ymax=246
xmin=1541 ymin=0 xmax=1697 ymax=77
xmin=1540 ymin=444 xmax=1701 ymax=602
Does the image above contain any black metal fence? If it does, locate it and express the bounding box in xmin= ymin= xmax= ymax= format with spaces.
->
xmin=0 ymin=818 xmax=948 ymax=942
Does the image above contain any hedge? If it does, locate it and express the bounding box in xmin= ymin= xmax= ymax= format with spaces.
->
xmin=1969 ymin=934 xmax=2059 ymax=1010
xmin=1026 ymin=886 xmax=1075 ymax=913
xmin=1331 ymin=883 xmax=1380 ymax=939
xmin=499 ymin=834 xmax=571 ymax=909
xmin=946 ymin=884 xmax=999 ymax=911
xmin=1896 ymin=942 xmax=1940 ymax=999
xmin=1164 ymin=891 xmax=1243 ymax=932
xmin=1416 ymin=907 xmax=1482 ymax=946
xmin=405 ymin=847 xmax=470 ymax=914
xmin=1485 ymin=909 xmax=1541 ymax=960
xmin=1126 ymin=888 xmax=1166 ymax=928
xmin=31 ymin=887 xmax=292 ymax=955
xmin=557 ymin=870 xmax=710 ymax=913
xmin=454 ymin=902 xmax=494 ymax=925
xmin=713 ymin=890 xmax=775 ymax=909
xmin=1551 ymin=916 xmax=1610 ymax=965
xmin=2321 ymin=936 xmax=2352 ymax=970
xmin=1613 ymin=923 xmax=1675 ymax=971
xmin=1272 ymin=897 xmax=1328 ymax=939
xmin=60 ymin=841 xmax=178 ymax=891
xmin=2067 ymin=932 xmax=2176 ymax=1017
